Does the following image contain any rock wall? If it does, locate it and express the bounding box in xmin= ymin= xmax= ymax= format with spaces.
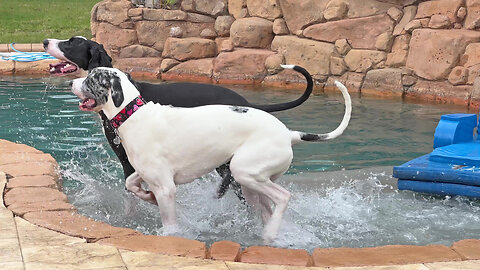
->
xmin=91 ymin=0 xmax=480 ymax=108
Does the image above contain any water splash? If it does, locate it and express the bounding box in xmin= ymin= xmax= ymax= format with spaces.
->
xmin=3 ymin=77 xmax=480 ymax=251
xmin=60 ymin=161 xmax=480 ymax=251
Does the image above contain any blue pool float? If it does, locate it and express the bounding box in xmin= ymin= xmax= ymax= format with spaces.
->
xmin=393 ymin=113 xmax=480 ymax=198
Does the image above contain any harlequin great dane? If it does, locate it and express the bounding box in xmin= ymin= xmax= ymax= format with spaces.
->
xmin=44 ymin=36 xmax=316 ymax=200
xmin=71 ymin=67 xmax=351 ymax=244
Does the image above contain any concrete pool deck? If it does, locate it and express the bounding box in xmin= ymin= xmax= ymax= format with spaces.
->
xmin=2 ymin=138 xmax=480 ymax=269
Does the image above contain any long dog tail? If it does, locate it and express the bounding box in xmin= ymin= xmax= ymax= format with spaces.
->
xmin=291 ymin=81 xmax=352 ymax=144
xmin=250 ymin=65 xmax=313 ymax=112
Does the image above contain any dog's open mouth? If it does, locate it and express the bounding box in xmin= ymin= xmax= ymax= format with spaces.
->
xmin=79 ymin=98 xmax=97 ymax=111
xmin=49 ymin=61 xmax=78 ymax=75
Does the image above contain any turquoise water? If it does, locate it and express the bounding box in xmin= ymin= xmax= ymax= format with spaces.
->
xmin=1 ymin=76 xmax=480 ymax=250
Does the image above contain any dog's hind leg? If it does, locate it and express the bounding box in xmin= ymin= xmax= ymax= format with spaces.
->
xmin=231 ymin=167 xmax=291 ymax=244
xmin=235 ymin=175 xmax=291 ymax=244
xmin=240 ymin=186 xmax=267 ymax=223
xmin=242 ymin=185 xmax=273 ymax=224
xmin=224 ymin=138 xmax=293 ymax=244
xmin=258 ymin=194 xmax=273 ymax=224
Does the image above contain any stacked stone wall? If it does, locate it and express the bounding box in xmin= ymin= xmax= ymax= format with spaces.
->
xmin=91 ymin=0 xmax=480 ymax=108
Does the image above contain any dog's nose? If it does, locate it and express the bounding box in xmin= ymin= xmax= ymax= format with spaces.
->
xmin=68 ymin=80 xmax=73 ymax=87
xmin=43 ymin=39 xmax=49 ymax=50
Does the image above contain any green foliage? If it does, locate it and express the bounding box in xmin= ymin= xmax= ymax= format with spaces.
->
xmin=0 ymin=0 xmax=100 ymax=43
xmin=162 ymin=0 xmax=177 ymax=8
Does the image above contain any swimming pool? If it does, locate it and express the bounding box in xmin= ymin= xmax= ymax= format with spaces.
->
xmin=1 ymin=76 xmax=480 ymax=250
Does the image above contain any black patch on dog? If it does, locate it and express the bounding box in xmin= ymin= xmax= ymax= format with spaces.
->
xmin=82 ymin=68 xmax=122 ymax=107
xmin=111 ymin=75 xmax=124 ymax=107
xmin=58 ymin=37 xmax=112 ymax=70
xmin=300 ymin=133 xmax=328 ymax=141
xmin=230 ymin=106 xmax=249 ymax=113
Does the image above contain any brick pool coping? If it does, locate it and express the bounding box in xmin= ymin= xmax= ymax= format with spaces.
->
xmin=1 ymin=138 xmax=480 ymax=269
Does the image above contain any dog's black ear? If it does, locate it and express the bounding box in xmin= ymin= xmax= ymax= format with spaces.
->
xmin=88 ymin=44 xmax=113 ymax=70
xmin=111 ymin=76 xmax=124 ymax=107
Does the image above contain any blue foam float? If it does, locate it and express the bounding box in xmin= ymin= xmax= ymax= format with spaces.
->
xmin=393 ymin=113 xmax=480 ymax=198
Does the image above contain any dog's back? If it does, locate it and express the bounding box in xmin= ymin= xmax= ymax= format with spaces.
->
xmin=118 ymin=102 xmax=292 ymax=183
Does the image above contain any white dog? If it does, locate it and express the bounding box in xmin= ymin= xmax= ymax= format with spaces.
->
xmin=71 ymin=67 xmax=352 ymax=244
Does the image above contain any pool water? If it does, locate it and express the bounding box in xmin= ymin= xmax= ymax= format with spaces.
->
xmin=1 ymin=76 xmax=480 ymax=250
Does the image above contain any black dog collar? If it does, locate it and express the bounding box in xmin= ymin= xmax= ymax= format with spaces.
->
xmin=110 ymin=95 xmax=146 ymax=129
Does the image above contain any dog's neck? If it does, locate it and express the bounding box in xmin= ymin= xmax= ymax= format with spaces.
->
xmin=102 ymin=79 xmax=141 ymax=120
xmin=110 ymin=95 xmax=146 ymax=129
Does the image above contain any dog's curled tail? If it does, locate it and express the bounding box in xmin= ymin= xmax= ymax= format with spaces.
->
xmin=291 ymin=81 xmax=352 ymax=144
xmin=250 ymin=65 xmax=313 ymax=112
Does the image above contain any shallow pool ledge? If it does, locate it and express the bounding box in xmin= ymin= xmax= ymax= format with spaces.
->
xmin=1 ymin=138 xmax=480 ymax=269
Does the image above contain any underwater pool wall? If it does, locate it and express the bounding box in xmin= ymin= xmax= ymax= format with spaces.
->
xmin=2 ymin=138 xmax=480 ymax=268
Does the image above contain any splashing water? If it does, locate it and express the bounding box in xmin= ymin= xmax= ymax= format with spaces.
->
xmin=2 ymin=76 xmax=480 ymax=251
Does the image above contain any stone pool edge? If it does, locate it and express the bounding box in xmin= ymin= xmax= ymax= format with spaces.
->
xmin=1 ymin=138 xmax=480 ymax=269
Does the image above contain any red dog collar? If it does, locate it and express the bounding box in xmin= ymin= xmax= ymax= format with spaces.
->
xmin=110 ymin=95 xmax=146 ymax=129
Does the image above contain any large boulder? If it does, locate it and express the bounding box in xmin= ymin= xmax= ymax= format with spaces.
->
xmin=465 ymin=0 xmax=480 ymax=30
xmin=344 ymin=49 xmax=386 ymax=73
xmin=330 ymin=0 xmax=399 ymax=19
xmin=376 ymin=0 xmax=416 ymax=5
xmin=230 ymin=17 xmax=274 ymax=48
xmin=362 ymin=68 xmax=404 ymax=97
xmin=393 ymin=5 xmax=417 ymax=36
xmin=143 ymin=9 xmax=187 ymax=21
xmin=162 ymin=38 xmax=217 ymax=61
xmin=215 ymin=16 xmax=235 ymax=36
xmin=181 ymin=0 xmax=227 ymax=16
xmin=95 ymin=23 xmax=137 ymax=52
xmin=186 ymin=13 xmax=216 ymax=23
xmin=213 ymin=49 xmax=275 ymax=83
xmin=461 ymin=43 xmax=480 ymax=68
xmin=246 ymin=0 xmax=282 ymax=20
xmin=386 ymin=50 xmax=408 ymax=67
xmin=119 ymin=45 xmax=161 ymax=58
xmin=406 ymin=29 xmax=480 ymax=80
xmin=468 ymin=64 xmax=480 ymax=84
xmin=228 ymin=0 xmax=247 ymax=19
xmin=162 ymin=58 xmax=214 ymax=83
xmin=303 ymin=14 xmax=394 ymax=50
xmin=114 ymin=57 xmax=163 ymax=79
xmin=415 ymin=0 xmax=463 ymax=23
xmin=323 ymin=1 xmax=348 ymax=21
xmin=278 ymin=0 xmax=328 ymax=33
xmin=271 ymin=35 xmax=336 ymax=75
xmin=95 ymin=0 xmax=131 ymax=26
xmin=325 ymin=72 xmax=365 ymax=93
xmin=448 ymin=66 xmax=469 ymax=85
xmin=136 ymin=21 xmax=215 ymax=52
xmin=406 ymin=79 xmax=471 ymax=106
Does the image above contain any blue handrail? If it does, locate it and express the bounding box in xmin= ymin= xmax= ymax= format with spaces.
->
xmin=1 ymin=43 xmax=56 ymax=62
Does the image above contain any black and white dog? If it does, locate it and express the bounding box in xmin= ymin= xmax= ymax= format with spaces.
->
xmin=71 ymin=67 xmax=351 ymax=243
xmin=44 ymin=36 xmax=315 ymax=200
